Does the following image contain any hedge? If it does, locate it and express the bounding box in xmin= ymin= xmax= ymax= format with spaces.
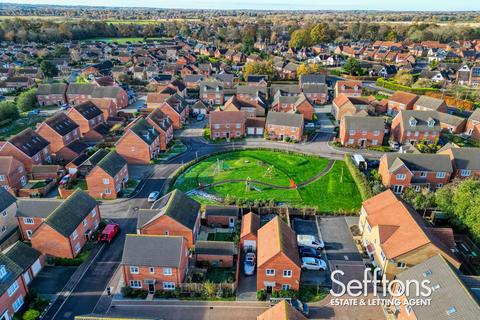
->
xmin=344 ymin=154 xmax=373 ymax=201
xmin=376 ymin=78 xmax=439 ymax=95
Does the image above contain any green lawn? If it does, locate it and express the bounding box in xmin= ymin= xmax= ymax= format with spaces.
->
xmin=207 ymin=232 xmax=234 ymax=242
xmin=172 ymin=150 xmax=362 ymax=213
xmin=206 ymin=268 xmax=236 ymax=283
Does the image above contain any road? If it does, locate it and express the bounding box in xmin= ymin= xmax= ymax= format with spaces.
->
xmin=44 ymin=130 xmax=382 ymax=319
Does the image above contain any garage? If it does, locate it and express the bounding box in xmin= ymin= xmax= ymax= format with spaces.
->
xmin=246 ymin=118 xmax=266 ymax=136
xmin=243 ymin=239 xmax=256 ymax=252
xmin=255 ymin=128 xmax=264 ymax=135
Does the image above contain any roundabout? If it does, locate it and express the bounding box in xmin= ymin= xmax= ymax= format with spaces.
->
xmin=171 ymin=149 xmax=362 ymax=213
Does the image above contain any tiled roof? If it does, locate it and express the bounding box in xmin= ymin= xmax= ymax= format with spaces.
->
xmin=96 ymin=151 xmax=126 ymax=178
xmin=4 ymin=241 xmax=41 ymax=272
xmin=266 ymin=111 xmax=303 ymax=128
xmin=195 ymin=241 xmax=235 ymax=256
xmin=44 ymin=113 xmax=78 ymax=136
xmin=8 ymin=128 xmax=50 ymax=157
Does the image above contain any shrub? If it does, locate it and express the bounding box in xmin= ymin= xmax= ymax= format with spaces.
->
xmin=256 ymin=289 xmax=267 ymax=301
xmin=344 ymin=154 xmax=373 ymax=200
xmin=22 ymin=310 xmax=40 ymax=320
xmin=121 ymin=286 xmax=148 ymax=299
xmin=202 ymin=281 xmax=217 ymax=298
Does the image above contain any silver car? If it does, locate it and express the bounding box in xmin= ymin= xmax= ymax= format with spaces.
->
xmin=301 ymin=257 xmax=327 ymax=271
xmin=147 ymin=191 xmax=160 ymax=202
xmin=244 ymin=252 xmax=256 ymax=275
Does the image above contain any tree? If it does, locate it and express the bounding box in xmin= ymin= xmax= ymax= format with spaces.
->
xmin=297 ymin=63 xmax=324 ymax=76
xmin=343 ymin=58 xmax=362 ymax=76
xmin=16 ymin=88 xmax=38 ymax=112
xmin=413 ymin=78 xmax=433 ymax=88
xmin=242 ymin=60 xmax=276 ymax=80
xmin=394 ymin=70 xmax=414 ymax=86
xmin=401 ymin=187 xmax=436 ymax=211
xmin=241 ymin=34 xmax=254 ymax=55
xmin=40 ymin=60 xmax=58 ymax=78
xmin=436 ymin=179 xmax=480 ymax=241
xmin=289 ymin=29 xmax=310 ymax=49
xmin=23 ymin=310 xmax=40 ymax=320
xmin=309 ymin=23 xmax=330 ymax=44
xmin=0 ymin=101 xmax=20 ymax=122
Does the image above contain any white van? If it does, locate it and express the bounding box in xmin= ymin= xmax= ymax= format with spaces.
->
xmin=351 ymin=154 xmax=367 ymax=171
xmin=297 ymin=234 xmax=324 ymax=249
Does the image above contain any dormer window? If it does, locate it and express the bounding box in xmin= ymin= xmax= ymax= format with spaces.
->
xmin=409 ymin=117 xmax=417 ymax=127
xmin=427 ymin=118 xmax=435 ymax=127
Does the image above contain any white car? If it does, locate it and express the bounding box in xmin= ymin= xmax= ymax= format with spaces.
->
xmin=244 ymin=252 xmax=256 ymax=276
xmin=301 ymin=257 xmax=327 ymax=271
xmin=147 ymin=191 xmax=160 ymax=202
xmin=305 ymin=122 xmax=315 ymax=128
xmin=297 ymin=234 xmax=325 ymax=249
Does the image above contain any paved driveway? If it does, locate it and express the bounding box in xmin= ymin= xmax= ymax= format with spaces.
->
xmin=236 ymin=253 xmax=257 ymax=301
xmin=30 ymin=266 xmax=77 ymax=299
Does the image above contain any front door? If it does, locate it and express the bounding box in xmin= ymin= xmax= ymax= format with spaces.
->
xmin=266 ymin=286 xmax=273 ymax=294
xmin=148 ymin=283 xmax=155 ymax=293
xmin=359 ymin=139 xmax=366 ymax=148
xmin=226 ymin=132 xmax=230 ymax=139
xmin=229 ymin=217 xmax=235 ymax=228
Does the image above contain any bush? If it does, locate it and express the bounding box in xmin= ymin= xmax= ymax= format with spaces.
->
xmin=256 ymin=289 xmax=267 ymax=301
xmin=202 ymin=281 xmax=217 ymax=298
xmin=22 ymin=310 xmax=40 ymax=320
xmin=121 ymin=286 xmax=148 ymax=299
xmin=344 ymin=154 xmax=373 ymax=200
xmin=16 ymin=88 xmax=38 ymax=112
xmin=271 ymin=289 xmax=298 ymax=299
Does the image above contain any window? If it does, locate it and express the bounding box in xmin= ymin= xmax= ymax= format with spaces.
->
xmin=373 ymin=130 xmax=379 ymax=136
xmin=236 ymin=123 xmax=241 ymax=129
xmin=104 ymin=189 xmax=111 ymax=195
xmin=7 ymin=280 xmax=19 ymax=296
xmin=72 ymin=230 xmax=78 ymax=240
xmin=130 ymin=266 xmax=139 ymax=274
xmin=129 ymin=280 xmax=142 ymax=288
xmin=282 ymin=284 xmax=291 ymax=290
xmin=0 ymin=175 xmax=5 ymax=181
xmin=349 ymin=129 xmax=355 ymax=135
xmin=348 ymin=139 xmax=354 ymax=145
xmin=12 ymin=296 xmax=24 ymax=312
xmin=414 ymin=185 xmax=421 ymax=192
xmin=83 ymin=219 xmax=87 ymax=227
xmin=283 ymin=270 xmax=292 ymax=278
xmin=214 ymin=124 xmax=220 ymax=129
xmin=372 ymin=140 xmax=378 ymax=145
xmin=460 ymin=169 xmax=471 ymax=177
xmin=163 ymin=282 xmax=175 ymax=290
xmin=419 ymin=171 xmax=427 ymax=178
xmin=26 ymin=230 xmax=32 ymax=239
xmin=102 ymin=178 xmax=110 ymax=185
xmin=164 ymin=268 xmax=173 ymax=275
xmin=436 ymin=183 xmax=444 ymax=189
xmin=1 ymin=226 xmax=6 ymax=233
xmin=149 ymin=267 xmax=155 ymax=274
xmin=74 ymin=243 xmax=81 ymax=253
xmin=91 ymin=208 xmax=97 ymax=217
xmin=2 ymin=211 xmax=6 ymax=217
xmin=0 ymin=266 xmax=6 ymax=279
xmin=397 ymin=262 xmax=407 ymax=269
xmin=266 ymin=269 xmax=275 ymax=276
xmin=436 ymin=172 xmax=446 ymax=179
xmin=23 ymin=217 xmax=34 ymax=224
xmin=362 ymin=130 xmax=367 ymax=135
xmin=396 ymin=174 xmax=406 ymax=180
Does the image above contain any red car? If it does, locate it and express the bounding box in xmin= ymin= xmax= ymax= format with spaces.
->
xmin=98 ymin=223 xmax=120 ymax=243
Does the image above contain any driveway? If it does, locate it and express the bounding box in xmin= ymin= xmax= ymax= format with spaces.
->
xmin=30 ymin=266 xmax=77 ymax=299
xmin=236 ymin=253 xmax=257 ymax=301
xmin=177 ymin=118 xmax=207 ymax=137
xmin=291 ymin=218 xmax=331 ymax=287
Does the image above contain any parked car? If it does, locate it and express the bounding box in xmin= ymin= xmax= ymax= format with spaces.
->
xmin=244 ymin=252 xmax=256 ymax=276
xmin=390 ymin=141 xmax=400 ymax=151
xmin=299 ymin=246 xmax=322 ymax=259
xmin=297 ymin=234 xmax=324 ymax=249
xmin=28 ymin=109 xmax=41 ymax=116
xmin=269 ymin=298 xmax=309 ymax=316
xmin=98 ymin=223 xmax=120 ymax=243
xmin=301 ymin=257 xmax=327 ymax=271
xmin=305 ymin=122 xmax=315 ymax=129
xmin=196 ymin=114 xmax=205 ymax=121
xmin=147 ymin=191 xmax=160 ymax=202
xmin=351 ymin=154 xmax=367 ymax=171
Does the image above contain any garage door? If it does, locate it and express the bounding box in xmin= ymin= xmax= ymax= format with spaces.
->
xmin=255 ymin=128 xmax=264 ymax=135
xmin=31 ymin=259 xmax=42 ymax=276
xmin=243 ymin=240 xmax=256 ymax=252
xmin=247 ymin=127 xmax=255 ymax=135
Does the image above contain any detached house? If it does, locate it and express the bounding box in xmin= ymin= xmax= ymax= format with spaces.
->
xmin=265 ymin=112 xmax=304 ymax=142
xmin=159 ymin=94 xmax=188 ymax=129
xmin=332 ymin=95 xmax=373 ymax=123
xmin=339 ymin=116 xmax=385 ymax=147
xmin=146 ymin=109 xmax=174 ymax=151
xmin=115 ymin=118 xmax=160 ymax=164
xmin=36 ymin=113 xmax=86 ymax=162
xmin=65 ymin=101 xmax=109 ymax=141
xmin=378 ymin=153 xmax=453 ymax=194
xmin=257 ymin=216 xmax=301 ymax=292
xmin=359 ymin=190 xmax=460 ymax=280
xmin=137 ymin=189 xmax=201 ymax=248
xmin=0 ymin=129 xmax=51 ymax=172
xmin=0 ymin=156 xmax=27 ymax=195
xmin=413 ymin=95 xmax=448 ymax=113
xmin=437 ymin=144 xmax=480 ymax=179
xmin=271 ymin=93 xmax=315 ymax=121
xmin=257 ymin=300 xmax=307 ymax=320
xmin=86 ymin=151 xmax=128 ymax=199
xmin=200 ymin=81 xmax=224 ymax=105
xmin=387 ymin=91 xmax=418 ymax=115
xmin=223 ymin=95 xmax=267 ymax=118
xmin=30 ymin=190 xmax=101 ymax=259
xmin=36 ymin=83 xmax=67 ymax=106
xmin=334 ymin=80 xmax=362 ymax=97
xmin=209 ymin=110 xmax=246 ymax=140
xmin=122 ymin=234 xmax=189 ymax=293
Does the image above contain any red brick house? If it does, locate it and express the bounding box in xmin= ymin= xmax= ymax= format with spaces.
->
xmin=339 ymin=116 xmax=385 ymax=147
xmin=302 ymin=84 xmax=328 ymax=105
xmin=387 ymin=91 xmax=418 ymax=115
xmin=195 ymin=241 xmax=235 ymax=268
xmin=137 ymin=189 xmax=201 ymax=249
xmin=334 ymin=80 xmax=362 ymax=97
xmin=115 ymin=117 xmax=160 ymax=164
xmin=0 ymin=129 xmax=51 ymax=172
xmin=159 ymin=94 xmax=188 ymax=129
xmin=0 ymin=253 xmax=29 ymax=318
xmin=65 ymin=101 xmax=109 ymax=141
xmin=257 ymin=216 xmax=301 ymax=292
xmin=257 ymin=300 xmax=307 ymax=320
xmin=200 ymin=81 xmax=224 ymax=105
xmin=205 ymin=205 xmax=238 ymax=228
xmin=36 ymin=83 xmax=67 ymax=106
xmin=437 ymin=144 xmax=480 ymax=179
xmin=378 ymin=153 xmax=453 ymax=194
xmin=265 ymin=112 xmax=304 ymax=142
xmin=29 ymin=191 xmax=100 ymax=258
xmin=223 ymin=95 xmax=267 ymax=118
xmin=4 ymin=241 xmax=44 ymax=288
xmin=36 ymin=113 xmax=86 ymax=162
xmin=146 ymin=92 xmax=171 ymax=110
xmin=240 ymin=212 xmax=260 ymax=252
xmin=86 ymin=151 xmax=128 ymax=199
xmin=66 ymin=83 xmax=96 ymax=106
xmin=209 ymin=110 xmax=247 ymax=140
xmin=16 ymin=198 xmax=63 ymax=241
xmin=146 ymin=109 xmax=174 ymax=151
xmin=413 ymin=95 xmax=448 ymax=113
xmin=122 ymin=234 xmax=189 ymax=293
xmin=91 ymin=86 xmax=129 ymax=112
xmin=332 ymin=95 xmax=374 ymax=123
xmin=465 ymin=108 xmax=480 ymax=140
xmin=0 ymin=156 xmax=27 ymax=195
xmin=271 ymin=93 xmax=315 ymax=121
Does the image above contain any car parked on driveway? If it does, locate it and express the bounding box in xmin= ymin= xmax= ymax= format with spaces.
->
xmin=196 ymin=114 xmax=205 ymax=121
xmin=147 ymin=191 xmax=160 ymax=202
xmin=297 ymin=234 xmax=324 ymax=249
xmin=244 ymin=252 xmax=256 ymax=276
xmin=301 ymin=257 xmax=327 ymax=271
xmin=299 ymin=246 xmax=322 ymax=259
